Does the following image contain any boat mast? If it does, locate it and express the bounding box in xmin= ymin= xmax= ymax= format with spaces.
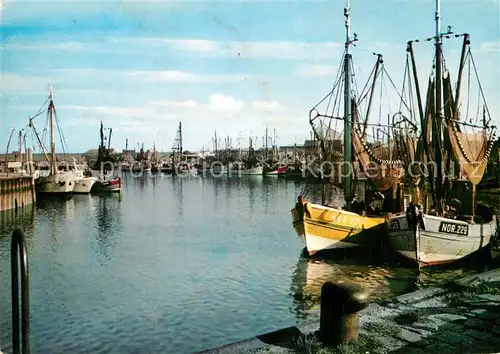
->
xmin=179 ymin=121 xmax=183 ymax=161
xmin=265 ymin=127 xmax=268 ymax=159
xmin=433 ymin=0 xmax=444 ymax=209
xmin=214 ymin=130 xmax=218 ymax=160
xmin=343 ymin=0 xmax=354 ymax=210
xmin=107 ymin=128 xmax=112 ymax=151
xmin=49 ymin=86 xmax=57 ymax=175
xmin=238 ymin=132 xmax=242 ymax=160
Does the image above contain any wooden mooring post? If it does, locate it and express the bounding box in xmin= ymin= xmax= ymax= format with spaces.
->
xmin=319 ymin=281 xmax=368 ymax=346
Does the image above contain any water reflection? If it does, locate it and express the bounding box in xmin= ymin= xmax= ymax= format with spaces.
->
xmin=73 ymin=194 xmax=92 ymax=207
xmin=172 ymin=176 xmax=184 ymax=219
xmin=94 ymin=195 xmax=121 ymax=264
xmin=212 ymin=177 xmax=220 ymax=212
xmin=0 ymin=204 xmax=35 ymax=354
xmin=290 ymin=254 xmax=420 ymax=320
xmin=0 ymin=204 xmax=36 ymax=251
xmin=133 ymin=174 xmax=148 ymax=190
xmin=151 ymin=173 xmax=159 ymax=190
xmin=0 ymin=204 xmax=35 ymax=234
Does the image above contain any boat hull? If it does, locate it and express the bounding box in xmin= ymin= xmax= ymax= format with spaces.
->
xmin=35 ymin=171 xmax=76 ymax=194
xmin=387 ymin=212 xmax=497 ymax=267
xmin=74 ymin=177 xmax=98 ymax=194
xmin=238 ymin=166 xmax=263 ymax=175
xmin=211 ymin=166 xmax=227 ymax=175
xmin=291 ymin=201 xmax=386 ymax=255
xmin=92 ymin=177 xmax=121 ymax=193
xmin=264 ymin=166 xmax=286 ymax=176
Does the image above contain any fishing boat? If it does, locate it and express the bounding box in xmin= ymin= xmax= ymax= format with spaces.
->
xmin=291 ymin=0 xmax=407 ymax=255
xmin=73 ymin=159 xmax=98 ymax=193
xmin=387 ymin=0 xmax=497 ymax=267
xmin=211 ymin=164 xmax=228 ymax=175
xmin=175 ymin=161 xmax=197 ymax=176
xmin=264 ymin=163 xmax=287 ymax=176
xmin=239 ymin=164 xmax=263 ymax=175
xmin=86 ymin=121 xmax=121 ymax=174
xmin=92 ymin=175 xmax=121 ymax=193
xmin=31 ymin=87 xmax=77 ymax=194
xmin=159 ymin=162 xmax=174 ymax=174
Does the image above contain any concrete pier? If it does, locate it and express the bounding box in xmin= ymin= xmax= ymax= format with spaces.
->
xmin=0 ymin=173 xmax=36 ymax=212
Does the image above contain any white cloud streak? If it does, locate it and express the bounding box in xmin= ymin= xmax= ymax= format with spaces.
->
xmin=479 ymin=40 xmax=500 ymax=52
xmin=142 ymin=38 xmax=343 ymax=59
xmin=5 ymin=37 xmax=343 ymax=60
xmin=128 ymin=70 xmax=249 ymax=83
xmin=56 ymin=94 xmax=299 ymax=131
xmin=252 ymin=100 xmax=284 ymax=112
xmin=294 ymin=63 xmax=337 ymax=77
xmin=1 ymin=72 xmax=51 ymax=94
xmin=207 ymin=93 xmax=245 ymax=113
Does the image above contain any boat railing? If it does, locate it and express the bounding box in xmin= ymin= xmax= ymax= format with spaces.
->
xmin=10 ymin=229 xmax=30 ymax=354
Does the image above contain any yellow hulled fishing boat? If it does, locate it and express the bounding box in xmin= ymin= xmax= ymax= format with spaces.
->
xmin=291 ymin=197 xmax=385 ymax=255
xmin=290 ymin=0 xmax=407 ymax=256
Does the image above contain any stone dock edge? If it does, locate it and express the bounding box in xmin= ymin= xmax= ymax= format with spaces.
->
xmin=196 ymin=268 xmax=500 ymax=354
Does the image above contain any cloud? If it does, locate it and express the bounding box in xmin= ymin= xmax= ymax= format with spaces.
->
xmin=294 ymin=63 xmax=337 ymax=77
xmin=4 ymin=42 xmax=89 ymax=51
xmin=51 ymin=68 xmax=106 ymax=74
xmin=252 ymin=100 xmax=284 ymax=112
xmin=58 ymin=105 xmax=153 ymax=117
xmin=152 ymin=99 xmax=198 ymax=108
xmin=207 ymin=93 xmax=244 ymax=114
xmin=127 ymin=70 xmax=249 ymax=83
xmin=479 ymin=40 xmax=500 ymax=52
xmin=130 ymin=38 xmax=343 ymax=60
xmin=5 ymin=36 xmax=343 ymax=60
xmin=1 ymin=72 xmax=51 ymax=94
xmin=56 ymin=93 xmax=246 ymax=123
xmin=9 ymin=91 xmax=310 ymax=150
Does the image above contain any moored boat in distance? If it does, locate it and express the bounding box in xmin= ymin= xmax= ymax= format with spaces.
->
xmin=73 ymin=159 xmax=97 ymax=193
xmin=92 ymin=175 xmax=121 ymax=193
xmin=238 ymin=164 xmax=263 ymax=175
xmin=32 ymin=87 xmax=76 ymax=195
xmin=264 ymin=163 xmax=287 ymax=176
xmin=211 ymin=164 xmax=228 ymax=175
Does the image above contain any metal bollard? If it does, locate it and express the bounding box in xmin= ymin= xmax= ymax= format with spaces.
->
xmin=319 ymin=281 xmax=368 ymax=346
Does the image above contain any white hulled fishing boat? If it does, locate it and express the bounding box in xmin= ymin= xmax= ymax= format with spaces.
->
xmin=386 ymin=0 xmax=497 ymax=267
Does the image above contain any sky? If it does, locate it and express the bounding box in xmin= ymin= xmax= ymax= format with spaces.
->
xmin=1 ymin=0 xmax=499 ymax=153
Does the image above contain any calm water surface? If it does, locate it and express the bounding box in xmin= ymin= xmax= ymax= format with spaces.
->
xmin=0 ymin=174 xmax=494 ymax=353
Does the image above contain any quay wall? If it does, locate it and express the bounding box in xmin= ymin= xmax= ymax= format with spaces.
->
xmin=0 ymin=174 xmax=36 ymax=212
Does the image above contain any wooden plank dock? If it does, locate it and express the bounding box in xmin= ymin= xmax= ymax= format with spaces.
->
xmin=0 ymin=173 xmax=36 ymax=212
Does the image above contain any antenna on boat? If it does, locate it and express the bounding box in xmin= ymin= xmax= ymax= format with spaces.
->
xmin=435 ymin=0 xmax=441 ymax=45
xmin=433 ymin=0 xmax=446 ymax=208
xmin=343 ymin=0 xmax=357 ymax=210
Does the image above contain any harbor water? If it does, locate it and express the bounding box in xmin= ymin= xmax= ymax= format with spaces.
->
xmin=0 ymin=174 xmax=496 ymax=353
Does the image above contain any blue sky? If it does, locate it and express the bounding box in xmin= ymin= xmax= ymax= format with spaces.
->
xmin=1 ymin=0 xmax=499 ymax=153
